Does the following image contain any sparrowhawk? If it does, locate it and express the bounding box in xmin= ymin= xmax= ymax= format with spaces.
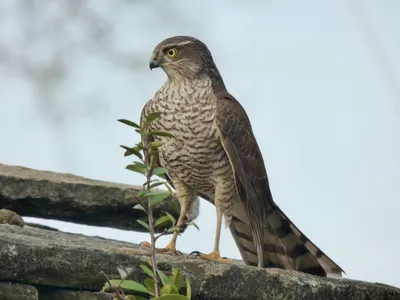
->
xmin=141 ymin=36 xmax=343 ymax=277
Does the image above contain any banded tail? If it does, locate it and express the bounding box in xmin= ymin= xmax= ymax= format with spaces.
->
xmin=229 ymin=206 xmax=343 ymax=277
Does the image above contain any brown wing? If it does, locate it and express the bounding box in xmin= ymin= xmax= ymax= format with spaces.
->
xmin=215 ymin=94 xmax=274 ymax=268
xmin=215 ymin=93 xmax=344 ymax=277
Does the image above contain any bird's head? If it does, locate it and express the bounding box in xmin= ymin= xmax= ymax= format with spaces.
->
xmin=149 ymin=36 xmax=216 ymax=80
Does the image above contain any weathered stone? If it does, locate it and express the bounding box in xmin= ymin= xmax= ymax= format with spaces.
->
xmin=0 ymin=224 xmax=399 ymax=300
xmin=38 ymin=287 xmax=114 ymax=300
xmin=0 ymin=282 xmax=38 ymax=300
xmin=0 ymin=163 xmax=181 ymax=232
xmin=0 ymin=209 xmax=24 ymax=227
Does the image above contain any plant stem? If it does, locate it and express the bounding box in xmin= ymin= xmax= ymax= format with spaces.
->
xmin=143 ymin=128 xmax=160 ymax=298
xmin=148 ymin=203 xmax=159 ymax=297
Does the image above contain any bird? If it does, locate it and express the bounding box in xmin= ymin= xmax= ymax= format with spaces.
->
xmin=140 ymin=35 xmax=343 ymax=277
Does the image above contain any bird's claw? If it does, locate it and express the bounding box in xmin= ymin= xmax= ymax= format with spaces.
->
xmin=188 ymin=251 xmax=201 ymax=258
xmin=188 ymin=250 xmax=232 ymax=263
xmin=139 ymin=241 xmax=183 ymax=256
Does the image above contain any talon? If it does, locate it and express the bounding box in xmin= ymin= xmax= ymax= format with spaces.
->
xmin=188 ymin=251 xmax=201 ymax=258
xmin=139 ymin=241 xmax=152 ymax=248
xmin=139 ymin=241 xmax=180 ymax=255
xmin=189 ymin=250 xmax=232 ymax=263
xmin=155 ymin=244 xmax=179 ymax=255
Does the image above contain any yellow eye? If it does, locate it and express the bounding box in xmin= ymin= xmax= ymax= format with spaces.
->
xmin=166 ymin=48 xmax=178 ymax=58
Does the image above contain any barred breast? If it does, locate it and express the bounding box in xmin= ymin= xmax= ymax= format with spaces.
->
xmin=143 ymin=77 xmax=236 ymax=223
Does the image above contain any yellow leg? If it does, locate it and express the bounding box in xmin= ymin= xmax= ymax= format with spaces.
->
xmin=196 ymin=207 xmax=232 ymax=263
xmin=158 ymin=201 xmax=190 ymax=253
xmin=140 ymin=239 xmax=179 ymax=255
xmin=141 ymin=179 xmax=196 ymax=255
xmin=140 ymin=204 xmax=188 ymax=254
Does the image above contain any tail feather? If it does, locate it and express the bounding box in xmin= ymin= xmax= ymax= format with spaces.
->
xmin=229 ymin=207 xmax=343 ymax=278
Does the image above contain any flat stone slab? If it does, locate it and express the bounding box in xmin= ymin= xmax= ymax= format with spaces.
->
xmin=38 ymin=287 xmax=114 ymax=300
xmin=1 ymin=224 xmax=399 ymax=300
xmin=0 ymin=282 xmax=38 ymax=300
xmin=0 ymin=209 xmax=24 ymax=227
xmin=0 ymin=163 xmax=181 ymax=232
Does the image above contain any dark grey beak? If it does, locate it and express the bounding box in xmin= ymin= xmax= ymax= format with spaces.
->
xmin=149 ymin=59 xmax=160 ymax=70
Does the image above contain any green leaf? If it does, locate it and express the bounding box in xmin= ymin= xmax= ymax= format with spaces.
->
xmin=132 ymin=161 xmax=146 ymax=168
xmin=170 ymin=269 xmax=182 ymax=290
xmin=186 ymin=278 xmax=191 ymax=300
xmin=143 ymin=278 xmax=155 ymax=295
xmin=136 ymin=141 xmax=144 ymax=150
xmin=148 ymin=193 xmax=170 ymax=206
xmin=140 ymin=264 xmax=154 ymax=279
xmin=102 ymin=282 xmax=111 ymax=292
xmin=158 ymin=174 xmax=167 ymax=180
xmin=160 ymin=284 xmax=172 ymax=295
xmin=118 ymin=119 xmax=141 ymax=129
xmin=166 ymin=226 xmax=180 ymax=234
xmin=152 ymin=295 xmax=190 ymax=300
xmin=125 ymin=193 xmax=135 ymax=199
xmin=137 ymin=190 xmax=150 ymax=198
xmin=133 ymin=203 xmax=146 ymax=211
xmin=160 ymin=284 xmax=179 ymax=295
xmin=143 ymin=179 xmax=158 ymax=187
xmin=102 ymin=280 xmax=150 ymax=294
xmin=149 ymin=181 xmax=165 ymax=189
xmin=136 ymin=219 xmax=149 ymax=231
xmin=171 ymin=201 xmax=180 ymax=215
xmin=149 ymin=130 xmax=175 ymax=138
xmin=148 ymin=150 xmax=159 ymax=157
xmin=119 ymin=280 xmax=150 ymax=294
xmin=145 ymin=112 xmax=162 ymax=123
xmin=117 ymin=266 xmax=133 ymax=279
xmin=189 ymin=222 xmax=200 ymax=231
xmin=120 ymin=145 xmax=131 ymax=150
xmin=152 ymin=167 xmax=167 ymax=176
xmin=126 ymin=296 xmax=147 ymax=300
xmin=150 ymin=141 xmax=164 ymax=149
xmin=164 ymin=212 xmax=176 ymax=226
xmin=146 ymin=258 xmax=153 ymax=267
xmin=149 ymin=154 xmax=156 ymax=169
xmin=154 ymin=215 xmax=172 ymax=228
xmin=126 ymin=162 xmax=146 ymax=175
xmin=157 ymin=269 xmax=172 ymax=286
xmin=120 ymin=145 xmax=143 ymax=159
xmin=144 ymin=192 xmax=167 ymax=198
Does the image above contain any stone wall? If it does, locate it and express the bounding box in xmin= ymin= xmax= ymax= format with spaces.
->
xmin=0 ymin=163 xmax=181 ymax=232
xmin=1 ymin=164 xmax=399 ymax=300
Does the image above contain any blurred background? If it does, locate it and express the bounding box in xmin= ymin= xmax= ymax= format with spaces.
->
xmin=0 ymin=0 xmax=399 ymax=287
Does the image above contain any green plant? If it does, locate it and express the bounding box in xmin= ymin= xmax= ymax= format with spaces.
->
xmin=101 ymin=112 xmax=192 ymax=300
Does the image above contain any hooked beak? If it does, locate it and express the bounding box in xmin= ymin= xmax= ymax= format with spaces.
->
xmin=149 ymin=59 xmax=160 ymax=70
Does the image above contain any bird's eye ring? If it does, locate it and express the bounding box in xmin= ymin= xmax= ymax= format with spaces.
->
xmin=166 ymin=48 xmax=178 ymax=58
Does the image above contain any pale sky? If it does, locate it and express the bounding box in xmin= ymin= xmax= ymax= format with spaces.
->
xmin=0 ymin=0 xmax=399 ymax=288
